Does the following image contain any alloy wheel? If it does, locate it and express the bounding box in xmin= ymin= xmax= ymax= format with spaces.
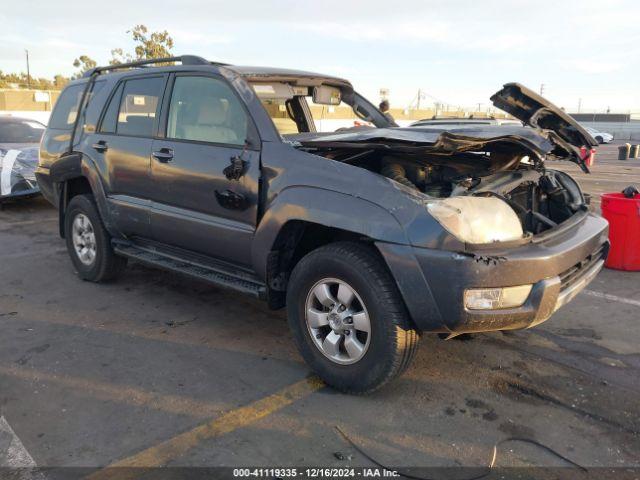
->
xmin=71 ymin=213 xmax=97 ymax=266
xmin=305 ymin=278 xmax=371 ymax=365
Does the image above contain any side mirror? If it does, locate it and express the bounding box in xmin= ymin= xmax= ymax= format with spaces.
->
xmin=312 ymin=85 xmax=341 ymax=105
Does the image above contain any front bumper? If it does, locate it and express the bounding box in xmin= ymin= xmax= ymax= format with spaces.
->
xmin=0 ymin=183 xmax=40 ymax=202
xmin=377 ymin=212 xmax=609 ymax=333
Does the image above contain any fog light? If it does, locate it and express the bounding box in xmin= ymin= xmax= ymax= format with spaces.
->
xmin=464 ymin=285 xmax=532 ymax=310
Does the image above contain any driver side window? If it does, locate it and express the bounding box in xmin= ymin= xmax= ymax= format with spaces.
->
xmin=167 ymin=76 xmax=248 ymax=146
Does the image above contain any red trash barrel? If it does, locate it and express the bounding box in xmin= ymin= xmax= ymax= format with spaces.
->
xmin=580 ymin=146 xmax=596 ymax=167
xmin=601 ymin=193 xmax=640 ymax=271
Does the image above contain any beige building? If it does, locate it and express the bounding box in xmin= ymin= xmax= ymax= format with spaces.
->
xmin=0 ymin=89 xmax=60 ymax=111
xmin=1 ymin=88 xmax=510 ymax=127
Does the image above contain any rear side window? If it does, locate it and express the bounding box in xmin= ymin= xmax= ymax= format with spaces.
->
xmin=100 ymin=83 xmax=124 ymax=134
xmin=49 ymin=84 xmax=84 ymax=130
xmin=109 ymin=77 xmax=164 ymax=137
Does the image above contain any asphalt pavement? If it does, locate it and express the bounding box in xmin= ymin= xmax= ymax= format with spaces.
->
xmin=0 ymin=141 xmax=639 ymax=478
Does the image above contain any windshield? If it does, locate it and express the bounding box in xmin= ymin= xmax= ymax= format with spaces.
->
xmin=0 ymin=119 xmax=45 ymax=143
xmin=249 ymin=81 xmax=391 ymax=135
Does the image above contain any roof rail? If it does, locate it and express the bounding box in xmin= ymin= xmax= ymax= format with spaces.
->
xmin=83 ymin=55 xmax=224 ymax=78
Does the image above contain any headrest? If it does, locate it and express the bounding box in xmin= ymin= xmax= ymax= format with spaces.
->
xmin=123 ymin=115 xmax=153 ymax=136
xmin=197 ymin=98 xmax=227 ymax=126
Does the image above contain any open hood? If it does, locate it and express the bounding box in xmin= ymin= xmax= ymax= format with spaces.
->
xmin=294 ymin=83 xmax=599 ymax=172
xmin=490 ymin=83 xmax=597 ymax=149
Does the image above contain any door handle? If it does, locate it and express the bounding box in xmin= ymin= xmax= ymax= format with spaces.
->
xmin=92 ymin=140 xmax=108 ymax=152
xmin=152 ymin=148 xmax=174 ymax=163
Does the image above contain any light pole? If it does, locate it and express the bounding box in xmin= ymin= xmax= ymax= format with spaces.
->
xmin=25 ymin=49 xmax=31 ymax=89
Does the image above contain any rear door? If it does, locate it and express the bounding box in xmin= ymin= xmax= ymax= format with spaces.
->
xmin=93 ymin=74 xmax=167 ymax=237
xmin=148 ymin=72 xmax=261 ymax=266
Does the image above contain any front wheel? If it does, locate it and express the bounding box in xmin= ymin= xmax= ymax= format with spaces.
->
xmin=286 ymin=242 xmax=419 ymax=394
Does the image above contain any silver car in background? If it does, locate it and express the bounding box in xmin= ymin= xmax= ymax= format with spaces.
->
xmin=0 ymin=116 xmax=44 ymax=204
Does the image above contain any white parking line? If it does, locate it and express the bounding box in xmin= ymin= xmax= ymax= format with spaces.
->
xmin=582 ymin=289 xmax=640 ymax=307
xmin=0 ymin=416 xmax=37 ymax=468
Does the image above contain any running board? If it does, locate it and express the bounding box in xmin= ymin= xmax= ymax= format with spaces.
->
xmin=113 ymin=242 xmax=267 ymax=299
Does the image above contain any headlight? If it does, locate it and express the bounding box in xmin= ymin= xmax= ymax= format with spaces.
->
xmin=426 ymin=196 xmax=523 ymax=244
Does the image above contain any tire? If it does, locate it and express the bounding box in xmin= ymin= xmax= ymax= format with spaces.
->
xmin=286 ymin=241 xmax=419 ymax=394
xmin=595 ymin=136 xmax=603 ymax=144
xmin=64 ymin=194 xmax=126 ymax=282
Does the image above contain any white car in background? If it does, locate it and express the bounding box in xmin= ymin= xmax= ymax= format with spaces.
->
xmin=584 ymin=126 xmax=613 ymax=144
xmin=410 ymin=117 xmax=523 ymax=128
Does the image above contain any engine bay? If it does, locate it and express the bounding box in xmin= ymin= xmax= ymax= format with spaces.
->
xmin=299 ymin=143 xmax=586 ymax=238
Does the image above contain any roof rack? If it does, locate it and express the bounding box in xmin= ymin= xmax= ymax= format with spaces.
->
xmin=83 ymin=55 xmax=225 ymax=78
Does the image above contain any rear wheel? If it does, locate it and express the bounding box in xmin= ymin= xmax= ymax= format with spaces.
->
xmin=286 ymin=242 xmax=419 ymax=394
xmin=595 ymin=136 xmax=603 ymax=144
xmin=64 ymin=194 xmax=126 ymax=282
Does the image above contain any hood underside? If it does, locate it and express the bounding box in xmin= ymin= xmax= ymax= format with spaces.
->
xmin=490 ymin=83 xmax=597 ymax=149
xmin=296 ymin=83 xmax=595 ymax=172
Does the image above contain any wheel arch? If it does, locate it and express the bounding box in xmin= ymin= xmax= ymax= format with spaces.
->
xmin=50 ymin=153 xmax=114 ymax=238
xmin=253 ymin=186 xmax=407 ymax=274
xmin=253 ymin=187 xmax=410 ymax=310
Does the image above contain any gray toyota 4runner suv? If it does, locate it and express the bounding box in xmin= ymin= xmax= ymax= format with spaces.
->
xmin=37 ymin=55 xmax=609 ymax=393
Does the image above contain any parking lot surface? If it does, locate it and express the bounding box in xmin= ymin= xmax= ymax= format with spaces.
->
xmin=1 ymin=141 xmax=639 ymax=477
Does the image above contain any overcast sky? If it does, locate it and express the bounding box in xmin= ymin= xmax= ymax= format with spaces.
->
xmin=2 ymin=0 xmax=639 ymax=112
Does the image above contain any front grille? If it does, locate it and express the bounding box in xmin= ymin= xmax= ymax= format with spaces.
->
xmin=558 ymin=243 xmax=607 ymax=292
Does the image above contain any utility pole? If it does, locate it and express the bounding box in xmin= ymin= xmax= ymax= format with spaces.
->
xmin=539 ymin=83 xmax=545 ymax=96
xmin=25 ymin=49 xmax=31 ymax=89
xmin=417 ymin=89 xmax=421 ymax=110
xmin=577 ymin=98 xmax=582 ymax=113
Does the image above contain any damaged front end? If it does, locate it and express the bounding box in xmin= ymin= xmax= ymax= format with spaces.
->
xmin=0 ymin=144 xmax=41 ymax=203
xmin=292 ymin=83 xmax=609 ymax=335
xmin=295 ymin=83 xmax=597 ymax=246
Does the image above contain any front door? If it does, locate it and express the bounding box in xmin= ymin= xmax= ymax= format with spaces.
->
xmin=149 ymin=73 xmax=261 ymax=267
